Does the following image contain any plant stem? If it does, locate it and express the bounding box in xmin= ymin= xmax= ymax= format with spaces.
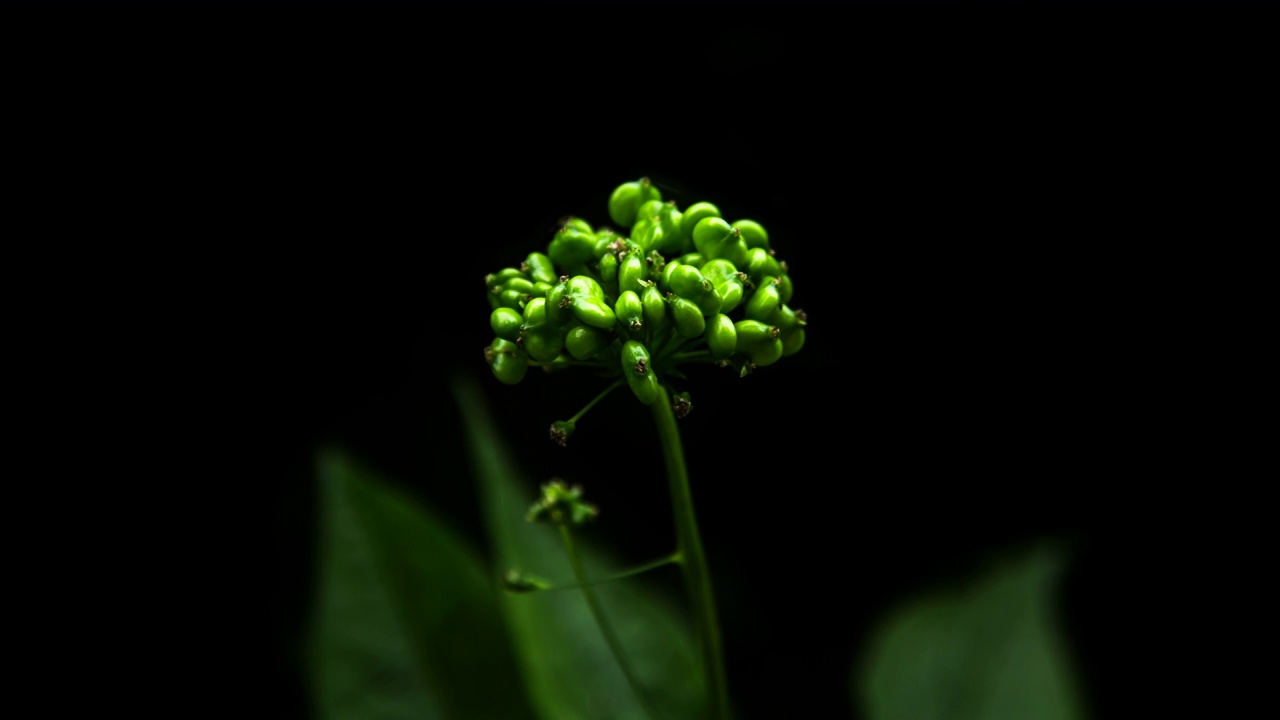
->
xmin=539 ymin=552 xmax=680 ymax=591
xmin=651 ymin=385 xmax=730 ymax=719
xmin=668 ymin=350 xmax=714 ymax=364
xmin=568 ymin=379 xmax=624 ymax=423
xmin=558 ymin=523 xmax=665 ymax=720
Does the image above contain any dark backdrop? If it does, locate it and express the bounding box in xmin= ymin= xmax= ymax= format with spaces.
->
xmin=220 ymin=4 xmax=1212 ymax=718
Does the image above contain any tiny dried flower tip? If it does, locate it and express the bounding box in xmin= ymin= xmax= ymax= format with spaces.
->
xmin=673 ymin=392 xmax=693 ymax=419
xmin=550 ymin=420 xmax=575 ymax=447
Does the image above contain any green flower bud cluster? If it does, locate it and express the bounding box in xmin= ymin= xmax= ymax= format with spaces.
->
xmin=526 ymin=479 xmax=598 ymax=526
xmin=484 ymin=178 xmax=806 ymax=409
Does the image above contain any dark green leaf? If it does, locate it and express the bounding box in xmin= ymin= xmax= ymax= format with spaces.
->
xmin=854 ymin=542 xmax=1085 ymax=720
xmin=454 ymin=372 xmax=706 ymax=720
xmin=308 ymin=448 xmax=533 ymax=720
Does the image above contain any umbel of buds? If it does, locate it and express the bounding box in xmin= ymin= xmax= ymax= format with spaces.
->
xmin=484 ymin=178 xmax=806 ymax=411
xmin=527 ymin=480 xmax=598 ymax=526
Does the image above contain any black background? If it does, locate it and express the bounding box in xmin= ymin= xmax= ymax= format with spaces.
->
xmin=110 ymin=2 xmax=1257 ymax=717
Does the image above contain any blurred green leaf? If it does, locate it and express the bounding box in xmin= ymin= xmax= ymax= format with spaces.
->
xmin=854 ymin=542 xmax=1085 ymax=720
xmin=454 ymin=373 xmax=706 ymax=720
xmin=308 ymin=447 xmax=534 ymax=720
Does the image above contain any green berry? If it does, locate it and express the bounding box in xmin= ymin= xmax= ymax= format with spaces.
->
xmin=642 ymin=285 xmax=667 ymax=329
xmin=668 ymin=264 xmax=721 ymax=317
xmin=778 ymin=272 xmax=794 ymax=304
xmin=668 ymin=264 xmax=713 ymax=298
xmin=654 ymin=201 xmax=686 ymax=255
xmin=702 ymin=259 xmax=746 ymax=314
xmin=598 ymin=253 xmax=619 ymax=298
xmin=548 ymin=225 xmax=596 ymax=274
xmin=609 ymin=183 xmax=642 ymax=228
xmin=615 ymin=290 xmax=644 ymax=331
xmin=679 ymin=202 xmax=720 ymax=242
xmin=630 ymin=210 xmax=655 ymax=246
xmin=640 ymin=221 xmax=669 ymax=255
xmin=490 ymin=307 xmax=523 ymax=341
xmin=691 ymin=217 xmax=748 ymax=267
xmin=545 ymin=278 xmax=573 ymax=327
xmin=573 ymin=297 xmax=616 ymax=329
xmin=671 ymin=296 xmax=707 ymax=338
xmin=567 ymin=274 xmax=605 ymax=300
xmin=732 ymin=219 xmax=769 ymax=250
xmin=488 ymin=267 xmax=527 ymax=286
xmin=566 ymin=276 xmax=615 ymax=329
xmin=691 ymin=217 xmax=732 ymax=254
xmin=734 ymin=319 xmax=783 ymax=367
xmin=593 ymin=230 xmax=618 ymax=260
xmin=523 ymin=297 xmax=547 ymax=324
xmin=565 ymin=324 xmax=611 ymax=360
xmin=677 ymin=252 xmax=706 ymax=268
xmin=660 ymin=260 xmax=682 ymax=291
xmin=524 ymin=252 xmax=557 ymax=285
xmin=620 ymin=340 xmax=659 ymax=405
xmin=745 ymin=247 xmax=782 ymax=283
xmin=619 ymin=252 xmax=647 ymax=295
xmin=608 ymin=177 xmax=661 ymax=228
xmin=768 ymin=304 xmax=805 ymax=333
xmin=502 ymin=276 xmax=535 ymax=296
xmin=745 ymin=277 xmax=782 ymax=321
xmin=705 ymin=313 xmax=737 ymax=360
xmin=563 ymin=216 xmax=594 ymax=235
xmin=750 ymin=336 xmax=784 ymax=366
xmin=781 ymin=326 xmax=805 ymax=356
xmin=486 ymin=338 xmax=528 ymax=385
xmin=497 ymin=287 xmax=527 ymax=311
xmin=522 ymin=322 xmax=564 ymax=363
xmin=635 ymin=199 xmax=666 ymax=226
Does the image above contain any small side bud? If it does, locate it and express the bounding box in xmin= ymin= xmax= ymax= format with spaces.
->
xmin=527 ymin=479 xmax=599 ymax=526
xmin=550 ymin=420 xmax=575 ymax=447
xmin=502 ymin=569 xmax=550 ymax=594
xmin=673 ymin=391 xmax=693 ymax=419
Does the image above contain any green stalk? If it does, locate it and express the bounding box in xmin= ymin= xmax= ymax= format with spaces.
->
xmin=558 ymin=524 xmax=665 ymax=719
xmin=651 ymin=384 xmax=730 ymax=719
xmin=541 ymin=553 xmax=680 ymax=591
xmin=568 ymin=379 xmax=624 ymax=423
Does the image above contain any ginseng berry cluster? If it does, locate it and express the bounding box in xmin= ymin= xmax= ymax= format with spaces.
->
xmin=483 ymin=178 xmax=805 ymax=414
